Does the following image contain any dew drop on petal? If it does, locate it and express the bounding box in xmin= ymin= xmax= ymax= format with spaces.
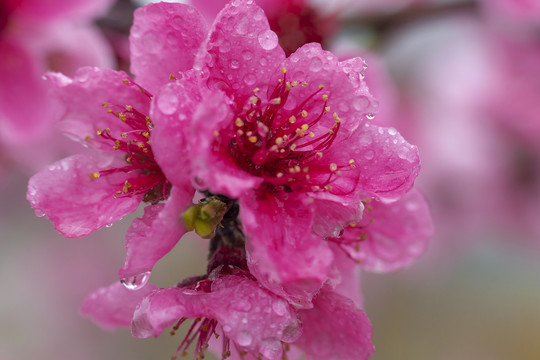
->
xmin=236 ymin=331 xmax=253 ymax=346
xmin=258 ymin=30 xmax=278 ymax=50
xmin=222 ymin=324 xmax=232 ymax=333
xmin=309 ymin=58 xmax=322 ymax=71
xmin=388 ymin=127 xmax=397 ymax=135
xmin=34 ymin=209 xmax=45 ymax=218
xmin=157 ymin=90 xmax=179 ymax=115
xmin=120 ymin=271 xmax=151 ymax=290
xmin=366 ymin=113 xmax=375 ymax=120
xmin=260 ymin=339 xmax=282 ymax=358
xmin=105 ymin=223 xmax=113 ymax=228
xmin=230 ymin=59 xmax=240 ymax=69
xmin=243 ymin=51 xmax=253 ymax=61
xmin=364 ymin=150 xmax=374 ymax=160
xmin=244 ymin=74 xmax=256 ymax=86
xmin=272 ymin=299 xmax=288 ymax=316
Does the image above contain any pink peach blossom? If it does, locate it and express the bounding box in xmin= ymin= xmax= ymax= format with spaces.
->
xmin=149 ymin=0 xmax=420 ymax=305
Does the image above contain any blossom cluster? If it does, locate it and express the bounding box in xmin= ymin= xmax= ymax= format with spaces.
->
xmin=26 ymin=0 xmax=433 ymax=359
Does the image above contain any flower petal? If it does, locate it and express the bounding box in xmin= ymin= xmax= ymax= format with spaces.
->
xmin=13 ymin=0 xmax=113 ymax=22
xmin=353 ymin=123 xmax=420 ymax=201
xmin=27 ymin=152 xmax=142 ymax=237
xmin=81 ymin=281 xmax=158 ymax=330
xmin=119 ymin=185 xmax=194 ymax=280
xmin=132 ymin=275 xmax=301 ymax=359
xmin=240 ymin=192 xmax=333 ymax=307
xmin=45 ymin=67 xmax=151 ymax=151
xmin=296 ymin=290 xmax=374 ymax=360
xmin=130 ymin=2 xmax=208 ymax=94
xmin=350 ymin=188 xmax=433 ymax=272
xmin=197 ymin=0 xmax=285 ymax=103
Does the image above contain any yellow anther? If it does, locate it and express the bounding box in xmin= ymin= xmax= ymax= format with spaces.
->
xmin=286 ymin=82 xmax=292 ymax=91
xmin=302 ymin=81 xmax=308 ymax=86
xmin=102 ymin=102 xmax=108 ymax=107
xmin=324 ymin=185 xmax=333 ymax=191
xmin=85 ymin=136 xmax=91 ymax=142
xmin=308 ymin=132 xmax=315 ymax=138
xmin=106 ymin=108 xmax=112 ymax=113
xmin=295 ymin=128 xmax=305 ymax=137
xmin=325 ymin=106 xmax=330 ymax=113
xmin=330 ymin=163 xmax=338 ymax=171
xmin=138 ymin=143 xmax=145 ymax=148
xmin=121 ymin=133 xmax=128 ymax=138
xmin=337 ymin=170 xmax=342 ymax=176
xmin=246 ymin=131 xmax=253 ymax=136
xmin=318 ymin=84 xmax=325 ymax=89
xmin=237 ymin=129 xmax=244 ymax=135
xmin=275 ymin=137 xmax=284 ymax=145
xmin=248 ymin=136 xmax=257 ymax=143
xmin=316 ymin=152 xmax=323 ymax=158
xmin=271 ymin=97 xmax=281 ymax=105
xmin=97 ymin=129 xmax=102 ymax=136
xmin=122 ymin=79 xmax=129 ymax=84
xmin=169 ymin=74 xmax=175 ymax=80
xmin=306 ymin=174 xmax=311 ymax=180
xmin=333 ymin=112 xmax=341 ymax=122
xmin=213 ymin=130 xmax=220 ymax=137
xmin=289 ymin=116 xmax=297 ymax=124
xmin=114 ymin=140 xmax=121 ymax=150
xmin=289 ymin=167 xmax=295 ymax=173
xmin=249 ymin=96 xmax=258 ymax=105
xmin=235 ymin=118 xmax=244 ymax=127
xmin=295 ymin=165 xmax=301 ymax=173
xmin=322 ymin=94 xmax=328 ymax=101
xmin=280 ymin=149 xmax=285 ymax=153
xmin=361 ymin=233 xmax=368 ymax=240
xmin=291 ymin=81 xmax=299 ymax=87
xmin=142 ymin=132 xmax=149 ymax=138
xmin=122 ymin=181 xmax=132 ymax=193
xmin=303 ymin=167 xmax=309 ymax=173
xmin=301 ymin=124 xmax=309 ymax=131
xmin=350 ymin=223 xmax=357 ymax=227
xmin=89 ymin=172 xmax=100 ymax=179
xmin=301 ymin=110 xmax=308 ymax=117
xmin=125 ymin=105 xmax=133 ymax=111
xmin=276 ymin=172 xmax=284 ymax=178
xmin=270 ymin=145 xmax=278 ymax=152
xmin=253 ymin=88 xmax=260 ymax=93
xmin=281 ymin=67 xmax=287 ymax=73
xmin=349 ymin=159 xmax=355 ymax=165
xmin=290 ymin=144 xmax=297 ymax=150
xmin=329 ymin=130 xmax=335 ymax=135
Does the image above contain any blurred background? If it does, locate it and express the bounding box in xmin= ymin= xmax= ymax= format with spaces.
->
xmin=1 ymin=0 xmax=540 ymax=359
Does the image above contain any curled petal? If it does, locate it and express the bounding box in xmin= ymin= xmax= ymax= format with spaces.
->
xmin=81 ymin=281 xmax=158 ymax=330
xmin=119 ymin=185 xmax=194 ymax=280
xmin=241 ymin=192 xmax=333 ymax=307
xmin=296 ymin=290 xmax=374 ymax=360
xmin=131 ymin=2 xmax=208 ymax=94
xmin=27 ymin=152 xmax=142 ymax=237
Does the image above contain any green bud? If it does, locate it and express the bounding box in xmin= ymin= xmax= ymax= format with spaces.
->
xmin=182 ymin=197 xmax=228 ymax=239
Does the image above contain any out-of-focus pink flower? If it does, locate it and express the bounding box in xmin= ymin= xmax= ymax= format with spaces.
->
xmin=0 ymin=0 xmax=114 ymax=150
xmin=148 ymin=0 xmax=420 ymax=305
xmin=480 ymin=0 xmax=540 ymax=30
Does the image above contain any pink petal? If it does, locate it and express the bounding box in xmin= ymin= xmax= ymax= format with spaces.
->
xmin=296 ymin=290 xmax=374 ymax=360
xmin=279 ymin=43 xmax=377 ymax=135
xmin=130 ymin=2 xmax=208 ymax=94
xmin=0 ymin=40 xmax=58 ymax=146
xmin=27 ymin=152 xmax=142 ymax=237
xmin=351 ymin=188 xmax=433 ymax=272
xmin=119 ymin=185 xmax=194 ymax=280
xmin=353 ymin=123 xmax=420 ymax=201
xmin=189 ymin=88 xmax=263 ymax=198
xmin=81 ymin=281 xmax=158 ymax=330
xmin=132 ymin=275 xmax=301 ymax=358
xmin=240 ymin=192 xmax=333 ymax=307
xmin=45 ymin=67 xmax=151 ymax=152
xmin=197 ymin=0 xmax=285 ymax=103
xmin=310 ymin=192 xmax=364 ymax=239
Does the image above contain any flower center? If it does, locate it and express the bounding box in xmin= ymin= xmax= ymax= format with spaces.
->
xmin=91 ymin=79 xmax=168 ymax=203
xmin=218 ymin=69 xmax=355 ymax=194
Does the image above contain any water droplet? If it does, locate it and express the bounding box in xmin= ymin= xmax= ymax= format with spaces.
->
xmin=366 ymin=113 xmax=375 ymax=120
xmin=243 ymin=51 xmax=253 ymax=61
xmin=353 ymin=97 xmax=368 ymax=111
xmin=388 ymin=127 xmax=397 ymax=135
xmin=235 ymin=299 xmax=252 ymax=312
xmin=230 ymin=59 xmax=240 ymax=69
xmin=220 ymin=40 xmax=231 ymax=53
xmin=243 ymin=73 xmax=256 ymax=86
xmin=35 ymin=209 xmax=45 ymax=218
xmin=309 ymin=58 xmax=322 ymax=72
xmin=120 ymin=271 xmax=151 ymax=290
xmin=236 ymin=331 xmax=253 ymax=346
xmin=105 ymin=223 xmax=113 ymax=228
xmin=365 ymin=150 xmax=374 ymax=160
xmin=258 ymin=30 xmax=278 ymax=50
xmin=259 ymin=57 xmax=268 ymax=66
xmin=222 ymin=325 xmax=232 ymax=333
xmin=398 ymin=146 xmax=411 ymax=160
xmin=235 ymin=17 xmax=249 ymax=35
xmin=260 ymin=339 xmax=282 ymax=358
xmin=272 ymin=299 xmax=288 ymax=316
xmin=157 ymin=90 xmax=179 ymax=115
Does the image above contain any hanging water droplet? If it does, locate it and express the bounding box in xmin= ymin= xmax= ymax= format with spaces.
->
xmin=34 ymin=209 xmax=45 ymax=218
xmin=120 ymin=271 xmax=151 ymax=290
xmin=236 ymin=331 xmax=253 ymax=346
xmin=105 ymin=223 xmax=113 ymax=228
xmin=388 ymin=127 xmax=397 ymax=136
xmin=366 ymin=113 xmax=375 ymax=120
xmin=258 ymin=30 xmax=278 ymax=50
